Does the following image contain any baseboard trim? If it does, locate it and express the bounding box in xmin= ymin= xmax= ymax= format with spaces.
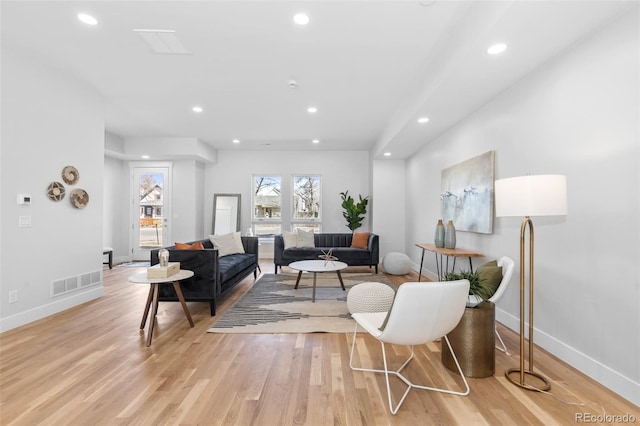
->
xmin=0 ymin=286 xmax=104 ymax=333
xmin=495 ymin=309 xmax=640 ymax=407
xmin=412 ymin=263 xmax=638 ymax=406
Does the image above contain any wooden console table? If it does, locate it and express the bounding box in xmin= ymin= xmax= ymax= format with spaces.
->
xmin=415 ymin=243 xmax=484 ymax=282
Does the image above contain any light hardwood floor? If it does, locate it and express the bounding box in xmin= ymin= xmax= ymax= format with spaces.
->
xmin=1 ymin=261 xmax=637 ymax=425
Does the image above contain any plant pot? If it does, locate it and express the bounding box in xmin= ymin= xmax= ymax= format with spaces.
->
xmin=441 ymin=301 xmax=495 ymax=378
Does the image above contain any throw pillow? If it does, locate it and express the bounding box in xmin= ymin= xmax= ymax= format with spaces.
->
xmin=477 ymin=260 xmax=503 ymax=297
xmin=296 ymin=229 xmax=315 ymax=248
xmin=175 ymin=241 xmax=204 ymax=250
xmin=351 ymin=232 xmax=370 ymax=249
xmin=283 ymin=231 xmax=297 ymax=250
xmin=209 ymin=232 xmax=245 ymax=257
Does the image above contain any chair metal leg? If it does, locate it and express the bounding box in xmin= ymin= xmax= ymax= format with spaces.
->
xmin=495 ymin=327 xmax=511 ymax=355
xmin=349 ymin=324 xmax=470 ymax=415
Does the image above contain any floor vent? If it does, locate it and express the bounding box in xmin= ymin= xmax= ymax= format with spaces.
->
xmin=51 ymin=270 xmax=102 ymax=298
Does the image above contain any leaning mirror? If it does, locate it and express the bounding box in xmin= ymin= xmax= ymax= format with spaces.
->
xmin=212 ymin=194 xmax=241 ymax=234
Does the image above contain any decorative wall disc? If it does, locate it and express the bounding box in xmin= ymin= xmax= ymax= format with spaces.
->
xmin=47 ymin=181 xmax=66 ymax=201
xmin=70 ymin=188 xmax=89 ymax=209
xmin=62 ymin=165 xmax=80 ymax=185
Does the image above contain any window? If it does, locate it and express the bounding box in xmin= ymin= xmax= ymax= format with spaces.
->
xmin=292 ymin=223 xmax=321 ymax=233
xmin=252 ymin=175 xmax=281 ymax=238
xmin=292 ymin=175 xmax=321 ymax=232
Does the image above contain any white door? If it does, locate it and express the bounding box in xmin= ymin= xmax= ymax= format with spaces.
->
xmin=131 ymin=164 xmax=172 ymax=261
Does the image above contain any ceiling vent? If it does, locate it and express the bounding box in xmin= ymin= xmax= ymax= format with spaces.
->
xmin=133 ymin=29 xmax=191 ymax=55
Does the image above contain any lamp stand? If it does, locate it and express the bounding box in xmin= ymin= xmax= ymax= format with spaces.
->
xmin=505 ymin=216 xmax=551 ymax=391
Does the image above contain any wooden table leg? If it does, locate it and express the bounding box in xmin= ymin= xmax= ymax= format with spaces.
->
xmin=336 ymin=271 xmax=346 ymax=291
xmin=312 ymin=272 xmax=317 ymax=302
xmin=146 ymin=284 xmax=160 ymax=347
xmin=172 ymin=281 xmax=194 ymax=327
xmin=294 ymin=271 xmax=303 ymax=289
xmin=140 ymin=285 xmax=154 ymax=329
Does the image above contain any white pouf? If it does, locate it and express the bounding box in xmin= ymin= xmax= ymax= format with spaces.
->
xmin=382 ymin=252 xmax=411 ymax=275
xmin=347 ymin=282 xmax=395 ymax=314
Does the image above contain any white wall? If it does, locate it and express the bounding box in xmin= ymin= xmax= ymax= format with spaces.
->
xmin=372 ymin=159 xmax=406 ymax=259
xmin=173 ymin=160 xmax=206 ymax=243
xmin=204 ymin=150 xmax=371 ymax=260
xmin=405 ymin=13 xmax=639 ymax=404
xmin=103 ymin=134 xmax=130 ymax=264
xmin=1 ymin=47 xmax=105 ymax=331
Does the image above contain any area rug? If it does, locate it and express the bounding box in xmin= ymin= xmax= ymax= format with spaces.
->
xmin=208 ymin=272 xmax=395 ymax=334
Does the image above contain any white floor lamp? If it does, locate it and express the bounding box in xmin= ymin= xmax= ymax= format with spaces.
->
xmin=494 ymin=174 xmax=568 ymax=391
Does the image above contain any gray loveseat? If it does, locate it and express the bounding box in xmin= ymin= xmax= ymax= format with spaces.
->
xmin=274 ymin=233 xmax=379 ymax=274
xmin=150 ymin=237 xmax=258 ymax=316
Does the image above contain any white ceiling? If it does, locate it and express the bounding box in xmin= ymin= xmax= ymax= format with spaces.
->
xmin=1 ymin=1 xmax=633 ymax=159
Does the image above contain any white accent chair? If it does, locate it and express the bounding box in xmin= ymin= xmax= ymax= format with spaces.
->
xmin=488 ymin=256 xmax=515 ymax=354
xmin=348 ymin=280 xmax=470 ymax=415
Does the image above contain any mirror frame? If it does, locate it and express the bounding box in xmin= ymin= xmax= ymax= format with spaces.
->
xmin=212 ymin=193 xmax=241 ymax=234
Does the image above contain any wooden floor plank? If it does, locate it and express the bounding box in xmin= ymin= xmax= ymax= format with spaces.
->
xmin=0 ymin=262 xmax=637 ymax=426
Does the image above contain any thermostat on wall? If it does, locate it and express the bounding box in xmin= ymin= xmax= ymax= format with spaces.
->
xmin=17 ymin=194 xmax=31 ymax=205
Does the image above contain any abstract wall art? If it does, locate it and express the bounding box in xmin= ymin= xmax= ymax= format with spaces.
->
xmin=440 ymin=150 xmax=495 ymax=234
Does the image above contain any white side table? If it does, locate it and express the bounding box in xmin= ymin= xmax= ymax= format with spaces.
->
xmin=129 ymin=269 xmax=195 ymax=346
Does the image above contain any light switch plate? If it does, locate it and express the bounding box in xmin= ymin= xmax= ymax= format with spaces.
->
xmin=19 ymin=216 xmax=31 ymax=228
xmin=17 ymin=194 xmax=31 ymax=205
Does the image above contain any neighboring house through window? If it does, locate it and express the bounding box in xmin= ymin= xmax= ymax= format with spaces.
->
xmin=292 ymin=175 xmax=321 ymax=233
xmin=252 ymin=175 xmax=282 ymax=238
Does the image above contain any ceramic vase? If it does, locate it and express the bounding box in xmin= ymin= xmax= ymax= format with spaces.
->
xmin=434 ymin=219 xmax=445 ymax=248
xmin=445 ymin=220 xmax=456 ymax=249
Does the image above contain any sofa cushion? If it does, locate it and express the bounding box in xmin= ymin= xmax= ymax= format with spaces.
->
xmin=283 ymin=231 xmax=297 ymax=249
xmin=283 ymin=247 xmax=321 ymax=262
xmin=209 ymin=232 xmax=245 ymax=257
xmin=218 ymin=253 xmax=256 ymax=283
xmin=330 ymin=247 xmax=371 ymax=263
xmin=296 ymin=229 xmax=315 ymax=248
xmin=477 ymin=260 xmax=503 ymax=297
xmin=283 ymin=247 xmax=371 ymax=264
xmin=175 ymin=241 xmax=204 ymax=250
xmin=351 ymin=232 xmax=370 ymax=249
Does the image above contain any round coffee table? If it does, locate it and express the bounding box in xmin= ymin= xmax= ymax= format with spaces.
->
xmin=289 ymin=260 xmax=348 ymax=302
xmin=129 ymin=269 xmax=195 ymax=346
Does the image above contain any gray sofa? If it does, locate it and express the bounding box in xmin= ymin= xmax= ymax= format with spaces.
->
xmin=274 ymin=233 xmax=379 ymax=274
xmin=150 ymin=237 xmax=258 ymax=315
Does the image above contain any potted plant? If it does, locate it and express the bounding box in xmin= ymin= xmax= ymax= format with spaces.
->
xmin=444 ymin=270 xmax=492 ymax=307
xmin=442 ymin=270 xmax=496 ymax=378
xmin=339 ymin=191 xmax=369 ymax=231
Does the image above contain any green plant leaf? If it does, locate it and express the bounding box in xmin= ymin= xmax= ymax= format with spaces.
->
xmin=340 ymin=191 xmax=369 ymax=231
xmin=444 ymin=270 xmax=493 ymax=301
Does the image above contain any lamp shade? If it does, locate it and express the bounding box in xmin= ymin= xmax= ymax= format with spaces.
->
xmin=495 ymin=175 xmax=568 ymax=217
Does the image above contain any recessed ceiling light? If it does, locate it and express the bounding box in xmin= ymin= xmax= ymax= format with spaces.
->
xmin=417 ymin=117 xmax=429 ymax=123
xmin=192 ymin=106 xmax=203 ymax=113
xmin=384 ymin=152 xmax=391 ymax=157
xmin=232 ymin=139 xmax=240 ymax=144
xmin=487 ymin=43 xmax=507 ymax=55
xmin=293 ymin=13 xmax=310 ymax=25
xmin=77 ymin=13 xmax=98 ymax=26
xmin=312 ymin=139 xmax=320 ymax=144
xmin=141 ymin=155 xmax=150 ymax=159
xmin=307 ymin=106 xmax=317 ymax=113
